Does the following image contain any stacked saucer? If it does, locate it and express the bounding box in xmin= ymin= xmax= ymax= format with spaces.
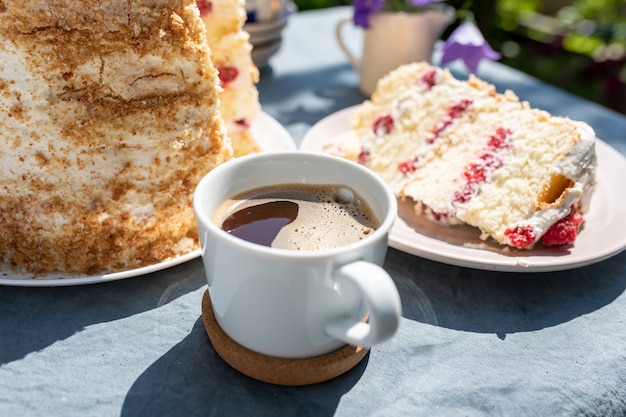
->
xmin=244 ymin=1 xmax=295 ymax=68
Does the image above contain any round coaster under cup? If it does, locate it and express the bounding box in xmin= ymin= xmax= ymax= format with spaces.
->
xmin=201 ymin=288 xmax=369 ymax=386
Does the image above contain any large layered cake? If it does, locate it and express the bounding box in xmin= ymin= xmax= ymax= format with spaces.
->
xmin=0 ymin=0 xmax=231 ymax=275
xmin=325 ymin=62 xmax=597 ymax=249
xmin=197 ymin=0 xmax=262 ymax=156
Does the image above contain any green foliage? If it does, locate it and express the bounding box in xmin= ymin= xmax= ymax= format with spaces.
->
xmin=290 ymin=0 xmax=626 ymax=113
xmin=294 ymin=0 xmax=350 ymax=10
xmin=573 ymin=0 xmax=626 ymax=24
xmin=496 ymin=0 xmax=538 ymax=31
xmin=492 ymin=0 xmax=626 ymax=113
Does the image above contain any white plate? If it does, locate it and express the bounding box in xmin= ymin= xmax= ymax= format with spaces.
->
xmin=0 ymin=112 xmax=296 ymax=287
xmin=250 ymin=110 xmax=295 ymax=152
xmin=301 ymin=105 xmax=626 ymax=272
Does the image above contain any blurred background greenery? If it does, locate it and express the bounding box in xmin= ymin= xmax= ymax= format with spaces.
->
xmin=293 ymin=0 xmax=626 ymax=114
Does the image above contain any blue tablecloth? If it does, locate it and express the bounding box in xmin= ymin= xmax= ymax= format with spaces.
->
xmin=2 ymin=7 xmax=626 ymax=417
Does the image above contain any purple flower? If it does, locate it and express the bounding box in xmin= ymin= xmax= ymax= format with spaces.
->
xmin=411 ymin=0 xmax=444 ymax=6
xmin=440 ymin=21 xmax=501 ymax=72
xmin=353 ymin=0 xmax=384 ymax=28
xmin=353 ymin=0 xmax=446 ymax=28
xmin=350 ymin=0 xmax=501 ymax=71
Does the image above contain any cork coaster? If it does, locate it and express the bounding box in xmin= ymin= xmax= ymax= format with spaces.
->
xmin=201 ymin=288 xmax=369 ymax=386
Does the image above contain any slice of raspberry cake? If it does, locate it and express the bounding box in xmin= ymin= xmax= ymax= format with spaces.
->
xmin=325 ymin=62 xmax=597 ymax=249
xmin=197 ymin=0 xmax=262 ymax=156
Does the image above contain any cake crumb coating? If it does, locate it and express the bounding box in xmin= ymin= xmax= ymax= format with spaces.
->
xmin=0 ymin=0 xmax=232 ymax=274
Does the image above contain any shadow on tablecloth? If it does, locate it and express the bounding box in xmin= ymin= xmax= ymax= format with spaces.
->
xmin=257 ymin=63 xmax=365 ymax=131
xmin=0 ymin=257 xmax=207 ymax=365
xmin=385 ymin=247 xmax=626 ymax=339
xmin=121 ymin=317 xmax=368 ymax=417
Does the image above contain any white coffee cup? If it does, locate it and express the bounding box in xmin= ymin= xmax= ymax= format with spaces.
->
xmin=193 ymin=151 xmax=401 ymax=359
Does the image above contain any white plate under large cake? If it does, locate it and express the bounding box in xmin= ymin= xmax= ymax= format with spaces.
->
xmin=0 ymin=112 xmax=296 ymax=287
xmin=300 ymin=105 xmax=626 ymax=272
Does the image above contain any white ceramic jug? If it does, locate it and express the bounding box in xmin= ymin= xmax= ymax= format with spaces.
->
xmin=336 ymin=9 xmax=454 ymax=96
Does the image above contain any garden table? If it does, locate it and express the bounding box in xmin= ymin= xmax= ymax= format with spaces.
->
xmin=1 ymin=6 xmax=625 ymax=416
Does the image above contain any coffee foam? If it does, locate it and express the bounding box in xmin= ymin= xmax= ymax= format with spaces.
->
xmin=214 ymin=184 xmax=379 ymax=251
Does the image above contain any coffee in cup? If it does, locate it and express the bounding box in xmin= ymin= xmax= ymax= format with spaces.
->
xmin=213 ymin=183 xmax=379 ymax=250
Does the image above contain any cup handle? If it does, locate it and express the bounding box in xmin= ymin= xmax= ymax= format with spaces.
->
xmin=335 ymin=17 xmax=361 ymax=72
xmin=326 ymin=260 xmax=402 ymax=348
